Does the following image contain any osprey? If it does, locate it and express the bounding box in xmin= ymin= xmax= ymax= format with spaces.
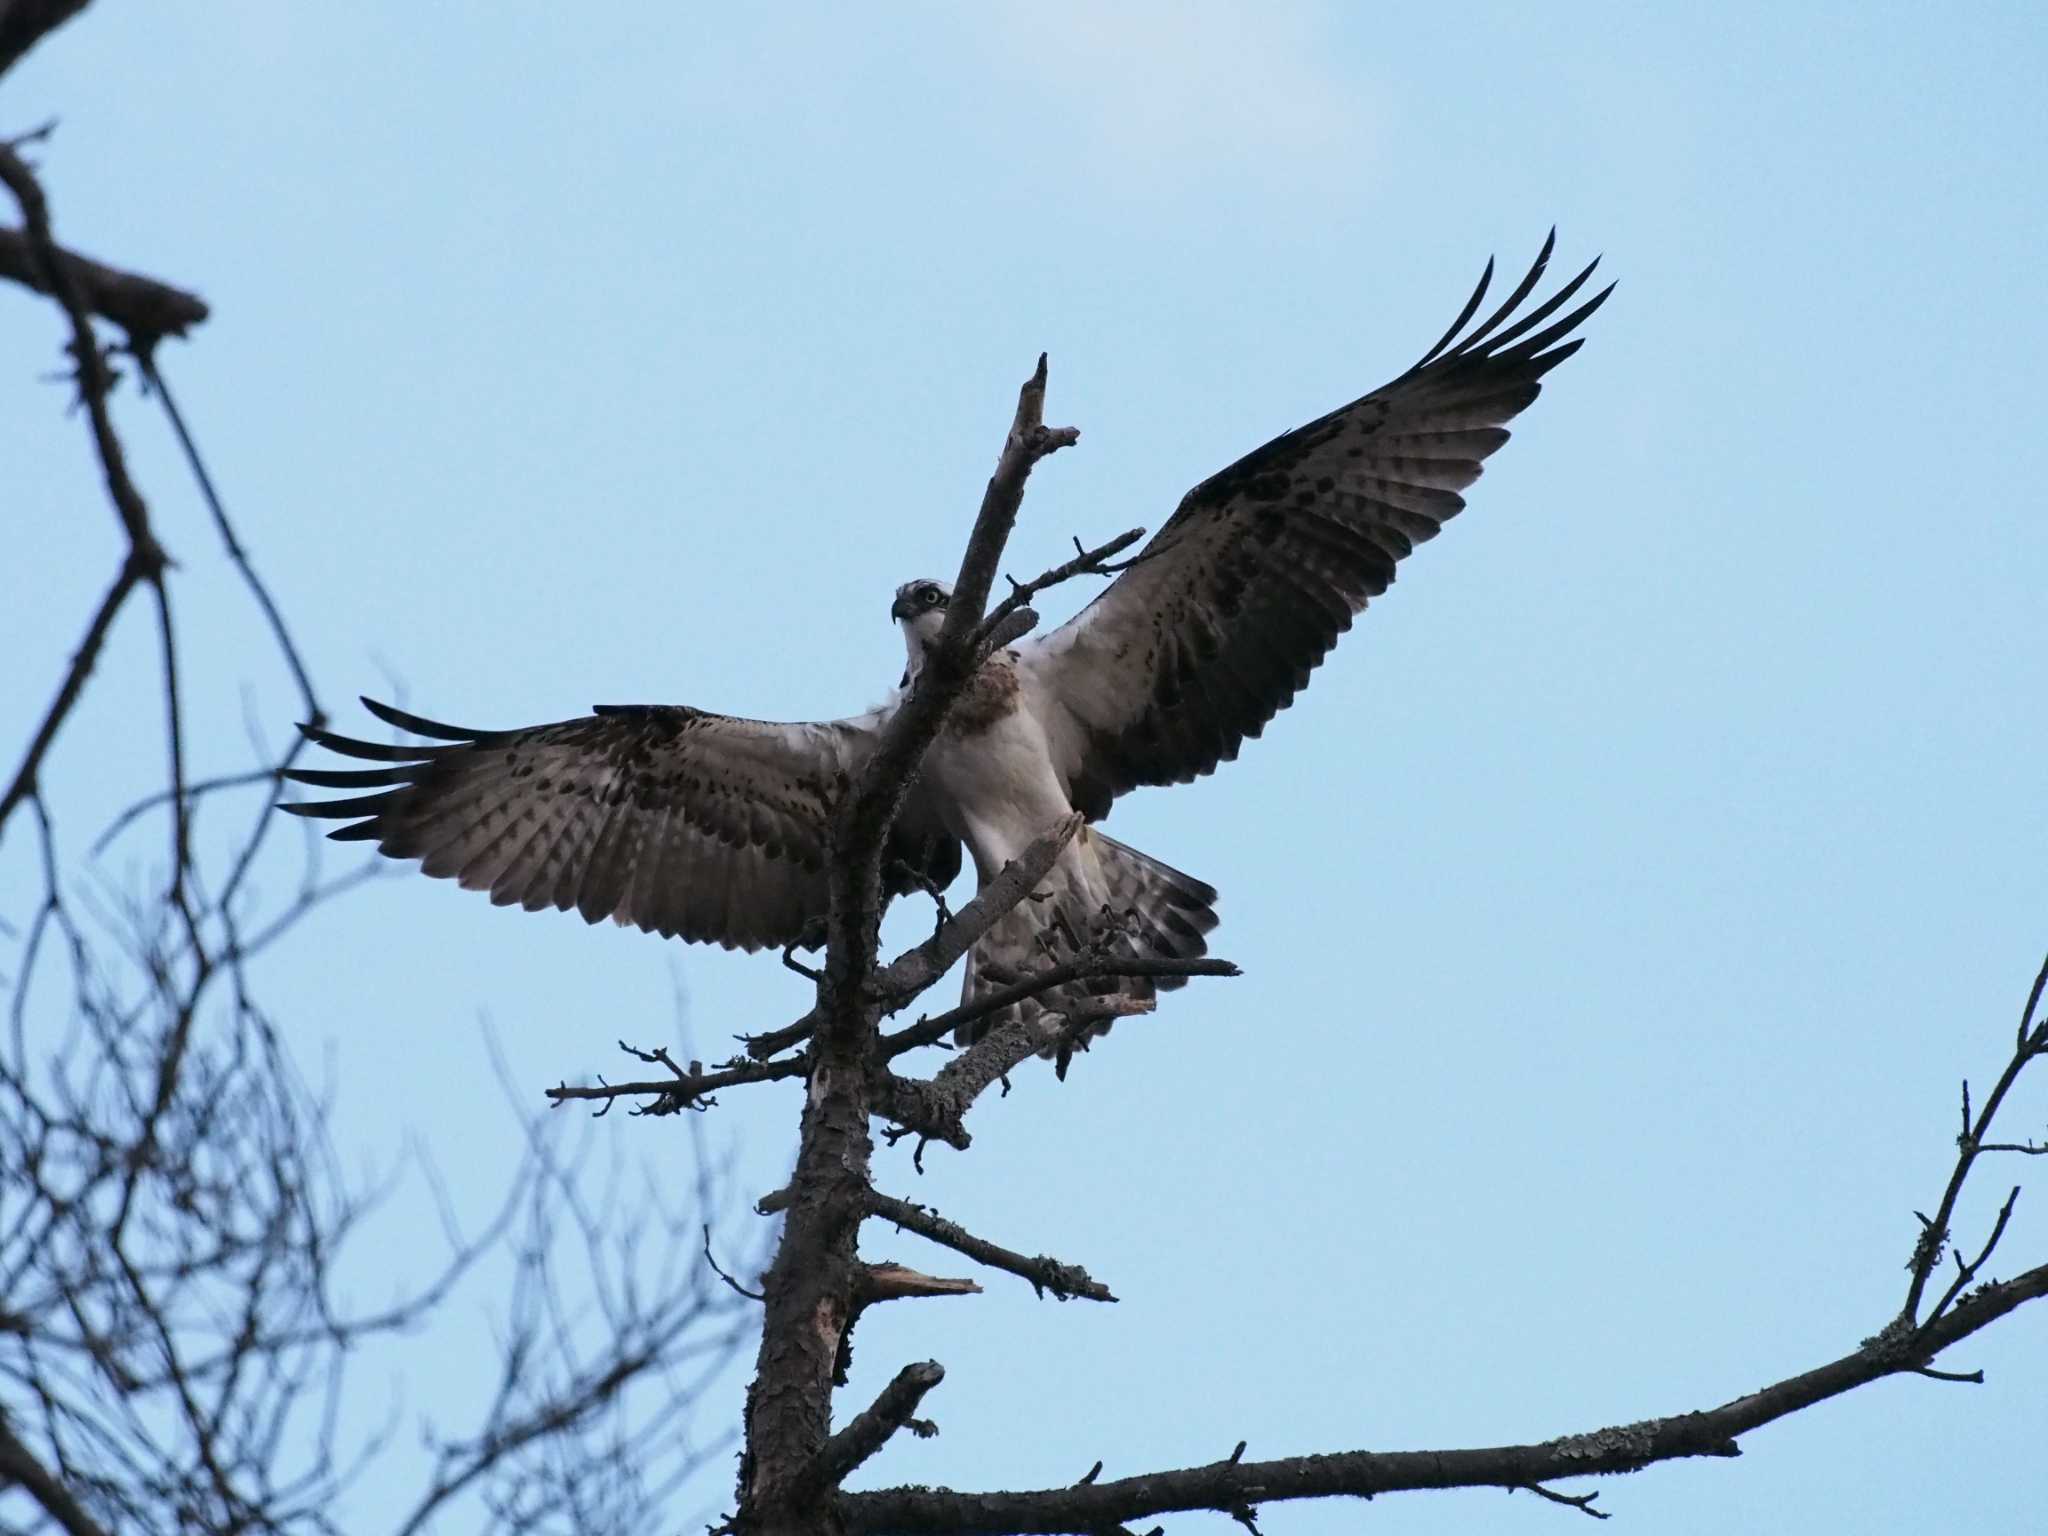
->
xmin=284 ymin=237 xmax=1608 ymax=1046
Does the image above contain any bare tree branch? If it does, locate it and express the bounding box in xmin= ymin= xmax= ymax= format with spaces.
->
xmin=0 ymin=0 xmax=92 ymax=82
xmin=839 ymin=1261 xmax=2048 ymax=1534
xmin=882 ymin=955 xmax=1238 ymax=1058
xmin=865 ymin=814 xmax=1082 ymax=1011
xmin=1900 ymin=958 xmax=2048 ymax=1324
xmin=5 ymin=110 xmax=751 ymax=1534
xmin=0 ymin=140 xmax=168 ymax=848
xmin=794 ymin=1362 xmax=944 ymax=1508
xmin=0 ymin=1413 xmax=116 ymax=1536
xmin=739 ymin=358 xmax=1078 ymax=1530
xmin=745 ymin=815 xmax=1083 ymax=1063
xmin=0 ymin=225 xmax=209 ymax=340
xmin=866 ymin=1191 xmax=1115 ymax=1303
xmin=974 ymin=526 xmax=1145 ymax=656
xmin=873 ymin=997 xmax=1146 ymax=1152
xmin=137 ymin=355 xmax=310 ymax=717
xmin=546 ymin=1045 xmax=809 ymax=1115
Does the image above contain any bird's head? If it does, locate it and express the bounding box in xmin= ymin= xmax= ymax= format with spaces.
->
xmin=892 ymin=577 xmax=951 ymax=633
xmin=892 ymin=578 xmax=952 ymax=684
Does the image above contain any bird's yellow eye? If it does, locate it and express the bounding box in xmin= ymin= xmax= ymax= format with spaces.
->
xmin=922 ymin=587 xmax=942 ymax=606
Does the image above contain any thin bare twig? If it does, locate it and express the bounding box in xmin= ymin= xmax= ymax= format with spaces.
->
xmin=883 ymin=954 xmax=1239 ymax=1057
xmin=704 ymin=1224 xmax=766 ymax=1302
xmin=744 ymin=815 xmax=1084 ymax=1061
xmin=866 ymin=1189 xmax=1115 ymax=1302
xmin=138 ymin=353 xmax=316 ymax=720
xmin=975 ymin=526 xmax=1145 ymax=654
xmin=545 ymin=1048 xmax=808 ymax=1114
xmin=1901 ymin=953 xmax=2048 ymax=1324
xmin=0 ymin=140 xmax=168 ymax=847
xmin=1518 ymin=1482 xmax=1609 ymax=1520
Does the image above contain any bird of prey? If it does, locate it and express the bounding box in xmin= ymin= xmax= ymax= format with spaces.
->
xmin=284 ymin=235 xmax=1609 ymax=1049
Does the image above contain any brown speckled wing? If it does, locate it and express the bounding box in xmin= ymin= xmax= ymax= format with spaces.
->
xmin=282 ymin=697 xmax=959 ymax=951
xmin=1017 ymin=233 xmax=1611 ymax=819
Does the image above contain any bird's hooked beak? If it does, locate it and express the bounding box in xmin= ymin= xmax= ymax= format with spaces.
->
xmin=890 ymin=592 xmax=916 ymax=623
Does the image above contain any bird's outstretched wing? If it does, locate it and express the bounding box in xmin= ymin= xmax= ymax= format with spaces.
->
xmin=1015 ymin=232 xmax=1612 ymax=819
xmin=281 ymin=697 xmax=959 ymax=951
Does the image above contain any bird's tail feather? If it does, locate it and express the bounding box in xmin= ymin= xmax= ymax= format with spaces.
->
xmin=1089 ymin=831 xmax=1218 ymax=988
xmin=957 ymin=829 xmax=1219 ymax=1067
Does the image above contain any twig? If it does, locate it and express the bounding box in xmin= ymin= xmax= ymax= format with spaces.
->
xmin=1912 ymin=1365 xmax=1984 ymax=1384
xmin=0 ymin=2 xmax=94 ymax=86
xmin=744 ymin=815 xmax=1083 ymax=1060
xmin=1517 ymin=1482 xmax=1608 ymax=1520
xmin=0 ymin=225 xmax=208 ymax=339
xmin=1901 ymin=953 xmax=2048 ymax=1323
xmin=792 ymin=1362 xmax=945 ymax=1504
xmin=545 ymin=1050 xmax=807 ymax=1114
xmin=0 ymin=1415 xmax=116 ymax=1536
xmin=0 ymin=551 xmax=147 ymax=841
xmin=884 ymin=955 xmax=1239 ymax=1056
xmin=975 ymin=526 xmax=1146 ymax=653
xmin=703 ymin=1225 xmax=765 ymax=1302
xmin=2017 ymin=949 xmax=2048 ymax=1055
xmin=0 ymin=141 xmax=168 ymax=847
xmin=138 ymin=353 xmax=315 ymax=719
xmin=866 ymin=1189 xmax=1116 ymax=1301
xmin=873 ymin=998 xmax=1148 ymax=1151
xmin=1928 ymin=1186 xmax=2021 ymax=1326
xmin=864 ymin=814 xmax=1082 ymax=1009
xmin=90 ymin=766 xmax=276 ymax=855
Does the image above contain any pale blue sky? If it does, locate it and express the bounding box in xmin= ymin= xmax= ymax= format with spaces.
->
xmin=4 ymin=3 xmax=2045 ymax=1531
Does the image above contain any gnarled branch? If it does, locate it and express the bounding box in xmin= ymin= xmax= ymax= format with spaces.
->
xmin=839 ymin=1260 xmax=2048 ymax=1533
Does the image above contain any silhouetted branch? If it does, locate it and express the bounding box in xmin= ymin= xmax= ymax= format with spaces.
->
xmin=867 ymin=1190 xmax=1115 ymax=1302
xmin=0 ymin=1414 xmax=116 ymax=1536
xmin=977 ymin=526 xmax=1145 ymax=655
xmin=0 ymin=547 xmax=146 ymax=841
xmin=883 ymin=955 xmax=1239 ymax=1058
xmin=874 ymin=998 xmax=1146 ymax=1152
xmin=866 ymin=815 xmax=1082 ymax=1010
xmin=0 ymin=0 xmax=92 ymax=83
xmin=1900 ymin=952 xmax=2048 ymax=1324
xmin=828 ymin=354 xmax=1080 ymax=977
xmin=746 ymin=815 xmax=1084 ymax=1062
xmin=138 ymin=355 xmax=311 ymax=717
xmin=547 ymin=1045 xmax=809 ymax=1115
xmin=793 ymin=1362 xmax=944 ymax=1507
xmin=0 ymin=225 xmax=209 ymax=339
xmin=1519 ymin=1481 xmax=1608 ymax=1520
xmin=830 ymin=951 xmax=2048 ymax=1531
xmin=5 ymin=111 xmax=750 ymax=1532
xmin=840 ymin=1259 xmax=2048 ymax=1533
xmin=740 ymin=357 xmax=1078 ymax=1529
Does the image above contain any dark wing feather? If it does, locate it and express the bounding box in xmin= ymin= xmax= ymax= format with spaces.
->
xmin=1016 ymin=233 xmax=1612 ymax=818
xmin=281 ymin=696 xmax=959 ymax=951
